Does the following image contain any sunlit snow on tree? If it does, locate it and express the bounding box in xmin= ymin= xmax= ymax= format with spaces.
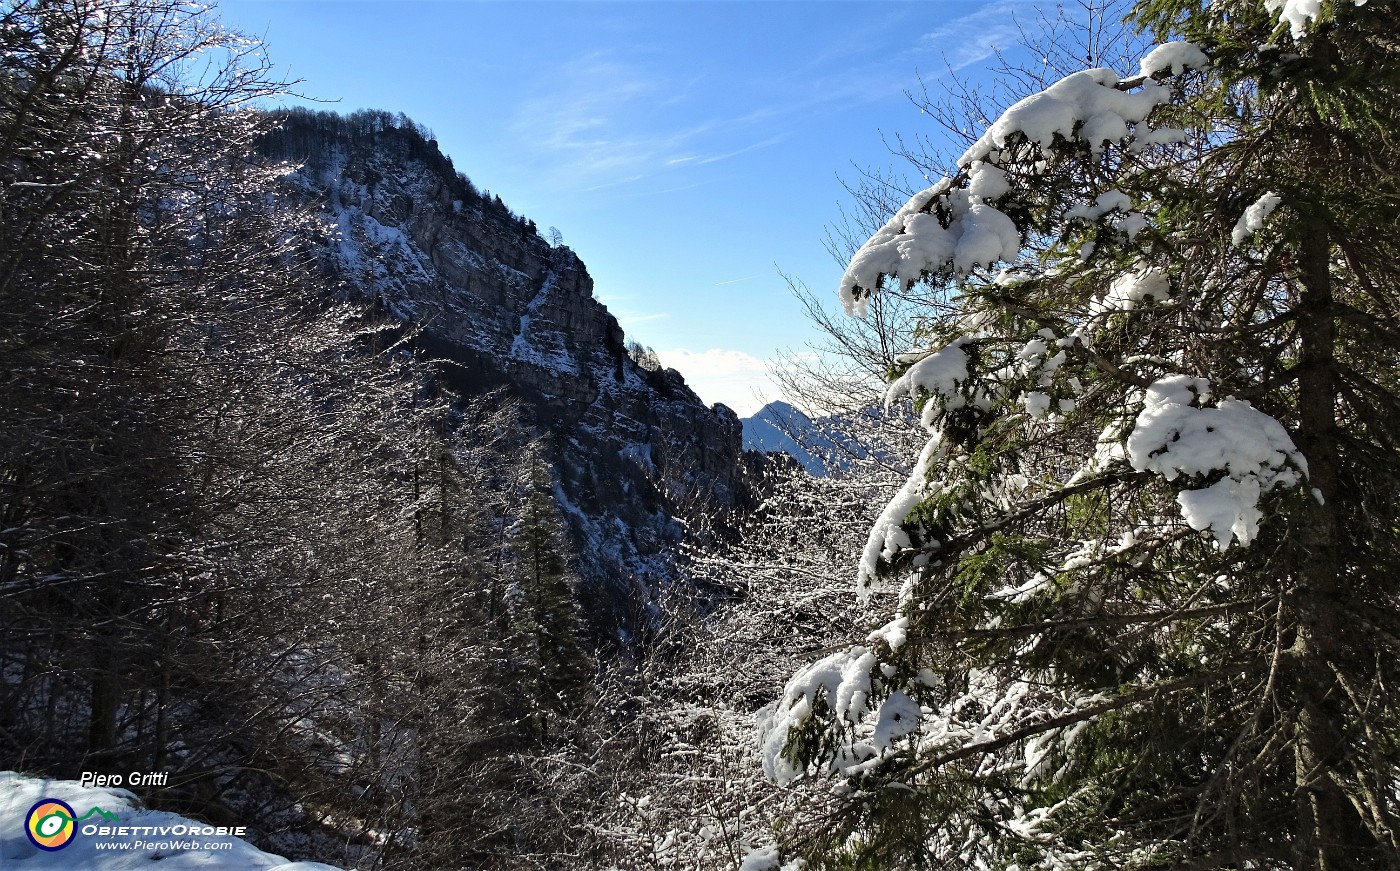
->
xmin=756 ymin=0 xmax=1400 ymax=866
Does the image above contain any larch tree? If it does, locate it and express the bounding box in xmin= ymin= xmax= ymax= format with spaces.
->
xmin=756 ymin=0 xmax=1400 ymax=869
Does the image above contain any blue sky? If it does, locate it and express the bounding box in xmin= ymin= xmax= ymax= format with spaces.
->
xmin=219 ymin=0 xmax=1047 ymax=415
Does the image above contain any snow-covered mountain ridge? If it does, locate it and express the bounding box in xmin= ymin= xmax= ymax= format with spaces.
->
xmin=741 ymin=400 xmax=894 ymax=477
xmin=259 ymin=111 xmax=755 ymax=636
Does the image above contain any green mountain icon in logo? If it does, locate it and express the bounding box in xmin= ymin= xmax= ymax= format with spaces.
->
xmin=52 ymin=806 xmax=122 ymax=825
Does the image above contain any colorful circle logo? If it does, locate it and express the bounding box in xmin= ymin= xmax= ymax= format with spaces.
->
xmin=25 ymin=798 xmax=76 ymax=851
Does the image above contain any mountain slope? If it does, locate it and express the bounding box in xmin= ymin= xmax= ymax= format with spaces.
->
xmin=260 ymin=110 xmax=753 ymax=637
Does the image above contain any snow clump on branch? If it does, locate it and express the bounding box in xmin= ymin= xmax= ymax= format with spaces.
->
xmin=1126 ymin=375 xmax=1308 ymax=548
xmin=1231 ymin=192 xmax=1282 ymax=247
xmin=1266 ymin=0 xmax=1370 ymax=40
xmin=1138 ymin=41 xmax=1210 ymax=77
xmin=837 ymin=43 xmax=1209 ymax=317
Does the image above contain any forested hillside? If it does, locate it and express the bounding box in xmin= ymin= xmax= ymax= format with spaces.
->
xmin=0 ymin=1 xmax=761 ymax=866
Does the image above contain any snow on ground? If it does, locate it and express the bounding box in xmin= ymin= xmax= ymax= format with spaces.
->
xmin=1 ymin=771 xmax=344 ymax=871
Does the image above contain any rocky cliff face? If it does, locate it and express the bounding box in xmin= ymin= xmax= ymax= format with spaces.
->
xmin=260 ymin=111 xmax=751 ymax=638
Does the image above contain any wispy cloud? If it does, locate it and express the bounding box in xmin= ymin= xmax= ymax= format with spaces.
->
xmin=667 ymin=133 xmax=791 ymax=168
xmin=616 ymin=311 xmax=671 ymax=325
xmin=581 ymin=174 xmax=647 ymax=193
xmin=510 ymin=53 xmax=679 ymax=184
xmin=507 ymin=2 xmax=1047 ymax=194
xmin=919 ymin=1 xmax=1031 ymax=73
xmin=595 ymin=292 xmax=672 ymax=328
xmin=510 ymin=52 xmax=791 ymax=192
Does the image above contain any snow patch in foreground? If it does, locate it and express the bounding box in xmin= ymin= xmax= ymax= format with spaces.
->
xmin=1 ymin=771 xmax=344 ymax=870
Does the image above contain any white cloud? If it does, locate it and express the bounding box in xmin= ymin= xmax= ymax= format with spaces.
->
xmin=654 ymin=347 xmax=784 ymax=417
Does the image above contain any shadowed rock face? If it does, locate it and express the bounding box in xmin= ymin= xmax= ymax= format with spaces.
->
xmin=261 ymin=115 xmax=752 ymax=640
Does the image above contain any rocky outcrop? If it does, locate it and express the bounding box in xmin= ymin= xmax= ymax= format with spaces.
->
xmin=260 ymin=111 xmax=752 ymax=638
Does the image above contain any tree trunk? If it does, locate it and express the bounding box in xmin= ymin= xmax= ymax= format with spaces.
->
xmin=1289 ymin=213 xmax=1366 ymax=869
xmin=87 ymin=660 xmax=120 ymax=760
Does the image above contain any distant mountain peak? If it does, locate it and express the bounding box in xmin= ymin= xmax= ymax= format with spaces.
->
xmin=741 ymin=401 xmax=826 ymax=475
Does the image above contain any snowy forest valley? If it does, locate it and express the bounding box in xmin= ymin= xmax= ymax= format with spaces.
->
xmin=3 ymin=0 xmax=1400 ymax=869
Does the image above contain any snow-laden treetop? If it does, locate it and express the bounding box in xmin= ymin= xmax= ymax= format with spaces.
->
xmin=838 ymin=43 xmax=1210 ymax=318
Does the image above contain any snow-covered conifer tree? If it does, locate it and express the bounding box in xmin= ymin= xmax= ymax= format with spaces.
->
xmin=758 ymin=0 xmax=1400 ymax=867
